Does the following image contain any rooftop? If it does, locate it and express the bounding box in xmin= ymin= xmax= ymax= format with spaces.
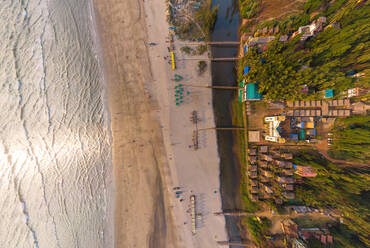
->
xmin=248 ymin=131 xmax=261 ymax=142
xmin=246 ymin=83 xmax=262 ymax=100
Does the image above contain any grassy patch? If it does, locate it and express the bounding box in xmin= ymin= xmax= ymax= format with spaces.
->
xmin=232 ymin=99 xmax=259 ymax=212
xmin=242 ymin=216 xmax=271 ymax=246
xmin=180 ymin=46 xmax=194 ymax=54
xmin=239 ymin=0 xmax=261 ymax=19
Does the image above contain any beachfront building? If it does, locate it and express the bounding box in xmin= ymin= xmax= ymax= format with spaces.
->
xmin=292 ymin=16 xmax=327 ymax=41
xmin=264 ymin=116 xmax=286 ymax=143
xmin=245 ymin=83 xmax=263 ymax=101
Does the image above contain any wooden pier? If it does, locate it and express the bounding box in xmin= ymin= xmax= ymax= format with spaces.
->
xmin=198 ymin=127 xmax=245 ymax=131
xmin=217 ymin=241 xmax=254 ymax=247
xmin=179 ymin=57 xmax=240 ymax=61
xmin=185 ymin=85 xmax=241 ymax=90
xmin=183 ymin=41 xmax=240 ymax=46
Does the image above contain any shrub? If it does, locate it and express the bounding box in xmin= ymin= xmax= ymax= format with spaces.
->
xmin=240 ymin=0 xmax=260 ymax=19
xmin=198 ymin=61 xmax=207 ymax=74
xmin=180 ymin=46 xmax=194 ymax=54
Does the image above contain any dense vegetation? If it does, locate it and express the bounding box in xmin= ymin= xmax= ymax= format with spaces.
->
xmin=242 ymin=216 xmax=271 ymax=246
xmin=329 ymin=115 xmax=370 ymax=162
xmin=293 ymin=150 xmax=370 ymax=247
xmin=194 ymin=0 xmax=219 ymax=39
xmin=239 ymin=0 xmax=260 ymax=19
xmin=173 ymin=0 xmax=218 ymax=40
xmin=239 ymin=1 xmax=369 ymax=101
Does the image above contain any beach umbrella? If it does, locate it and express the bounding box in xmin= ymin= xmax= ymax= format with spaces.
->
xmin=187 ymin=91 xmax=190 ymax=95
xmin=174 ymin=86 xmax=178 ymax=89
xmin=179 ymin=96 xmax=183 ymax=99
xmin=180 ymin=88 xmax=184 ymax=91
xmin=180 ymin=101 xmax=184 ymax=103
xmin=176 ymin=103 xmax=179 ymax=106
xmin=179 ymin=92 xmax=183 ymax=95
xmin=175 ymin=94 xmax=179 ymax=97
xmin=179 ymin=84 xmax=183 ymax=87
xmin=176 ymin=90 xmax=180 ymax=93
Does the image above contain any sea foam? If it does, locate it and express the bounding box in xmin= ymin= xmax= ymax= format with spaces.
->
xmin=0 ymin=0 xmax=112 ymax=247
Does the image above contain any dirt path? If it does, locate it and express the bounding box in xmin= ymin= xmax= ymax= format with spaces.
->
xmin=315 ymin=144 xmax=369 ymax=168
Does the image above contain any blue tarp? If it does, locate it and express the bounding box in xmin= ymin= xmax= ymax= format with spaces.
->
xmin=243 ymin=66 xmax=250 ymax=75
xmin=244 ymin=45 xmax=248 ymax=53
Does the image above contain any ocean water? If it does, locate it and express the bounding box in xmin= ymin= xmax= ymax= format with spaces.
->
xmin=0 ymin=0 xmax=113 ymax=247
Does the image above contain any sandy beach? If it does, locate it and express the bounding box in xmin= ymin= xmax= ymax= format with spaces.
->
xmin=94 ymin=0 xmax=228 ymax=246
xmin=93 ymin=0 xmax=178 ymax=247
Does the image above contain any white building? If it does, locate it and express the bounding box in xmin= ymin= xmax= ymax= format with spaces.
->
xmin=264 ymin=116 xmax=286 ymax=143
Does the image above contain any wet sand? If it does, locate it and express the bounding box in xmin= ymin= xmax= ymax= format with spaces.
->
xmin=93 ymin=0 xmax=178 ymax=247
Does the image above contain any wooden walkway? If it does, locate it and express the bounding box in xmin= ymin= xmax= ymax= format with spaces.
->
xmin=183 ymin=41 xmax=240 ymax=46
xmin=179 ymin=57 xmax=239 ymax=61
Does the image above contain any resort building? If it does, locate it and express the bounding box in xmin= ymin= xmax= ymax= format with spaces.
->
xmin=245 ymin=83 xmax=262 ymax=101
xmin=264 ymin=116 xmax=286 ymax=143
xmin=292 ymin=16 xmax=327 ymax=41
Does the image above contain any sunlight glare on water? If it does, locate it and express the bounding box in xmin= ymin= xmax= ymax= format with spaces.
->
xmin=0 ymin=0 xmax=113 ymax=247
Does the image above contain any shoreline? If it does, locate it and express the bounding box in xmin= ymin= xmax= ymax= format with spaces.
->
xmin=89 ymin=1 xmax=115 ymax=247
